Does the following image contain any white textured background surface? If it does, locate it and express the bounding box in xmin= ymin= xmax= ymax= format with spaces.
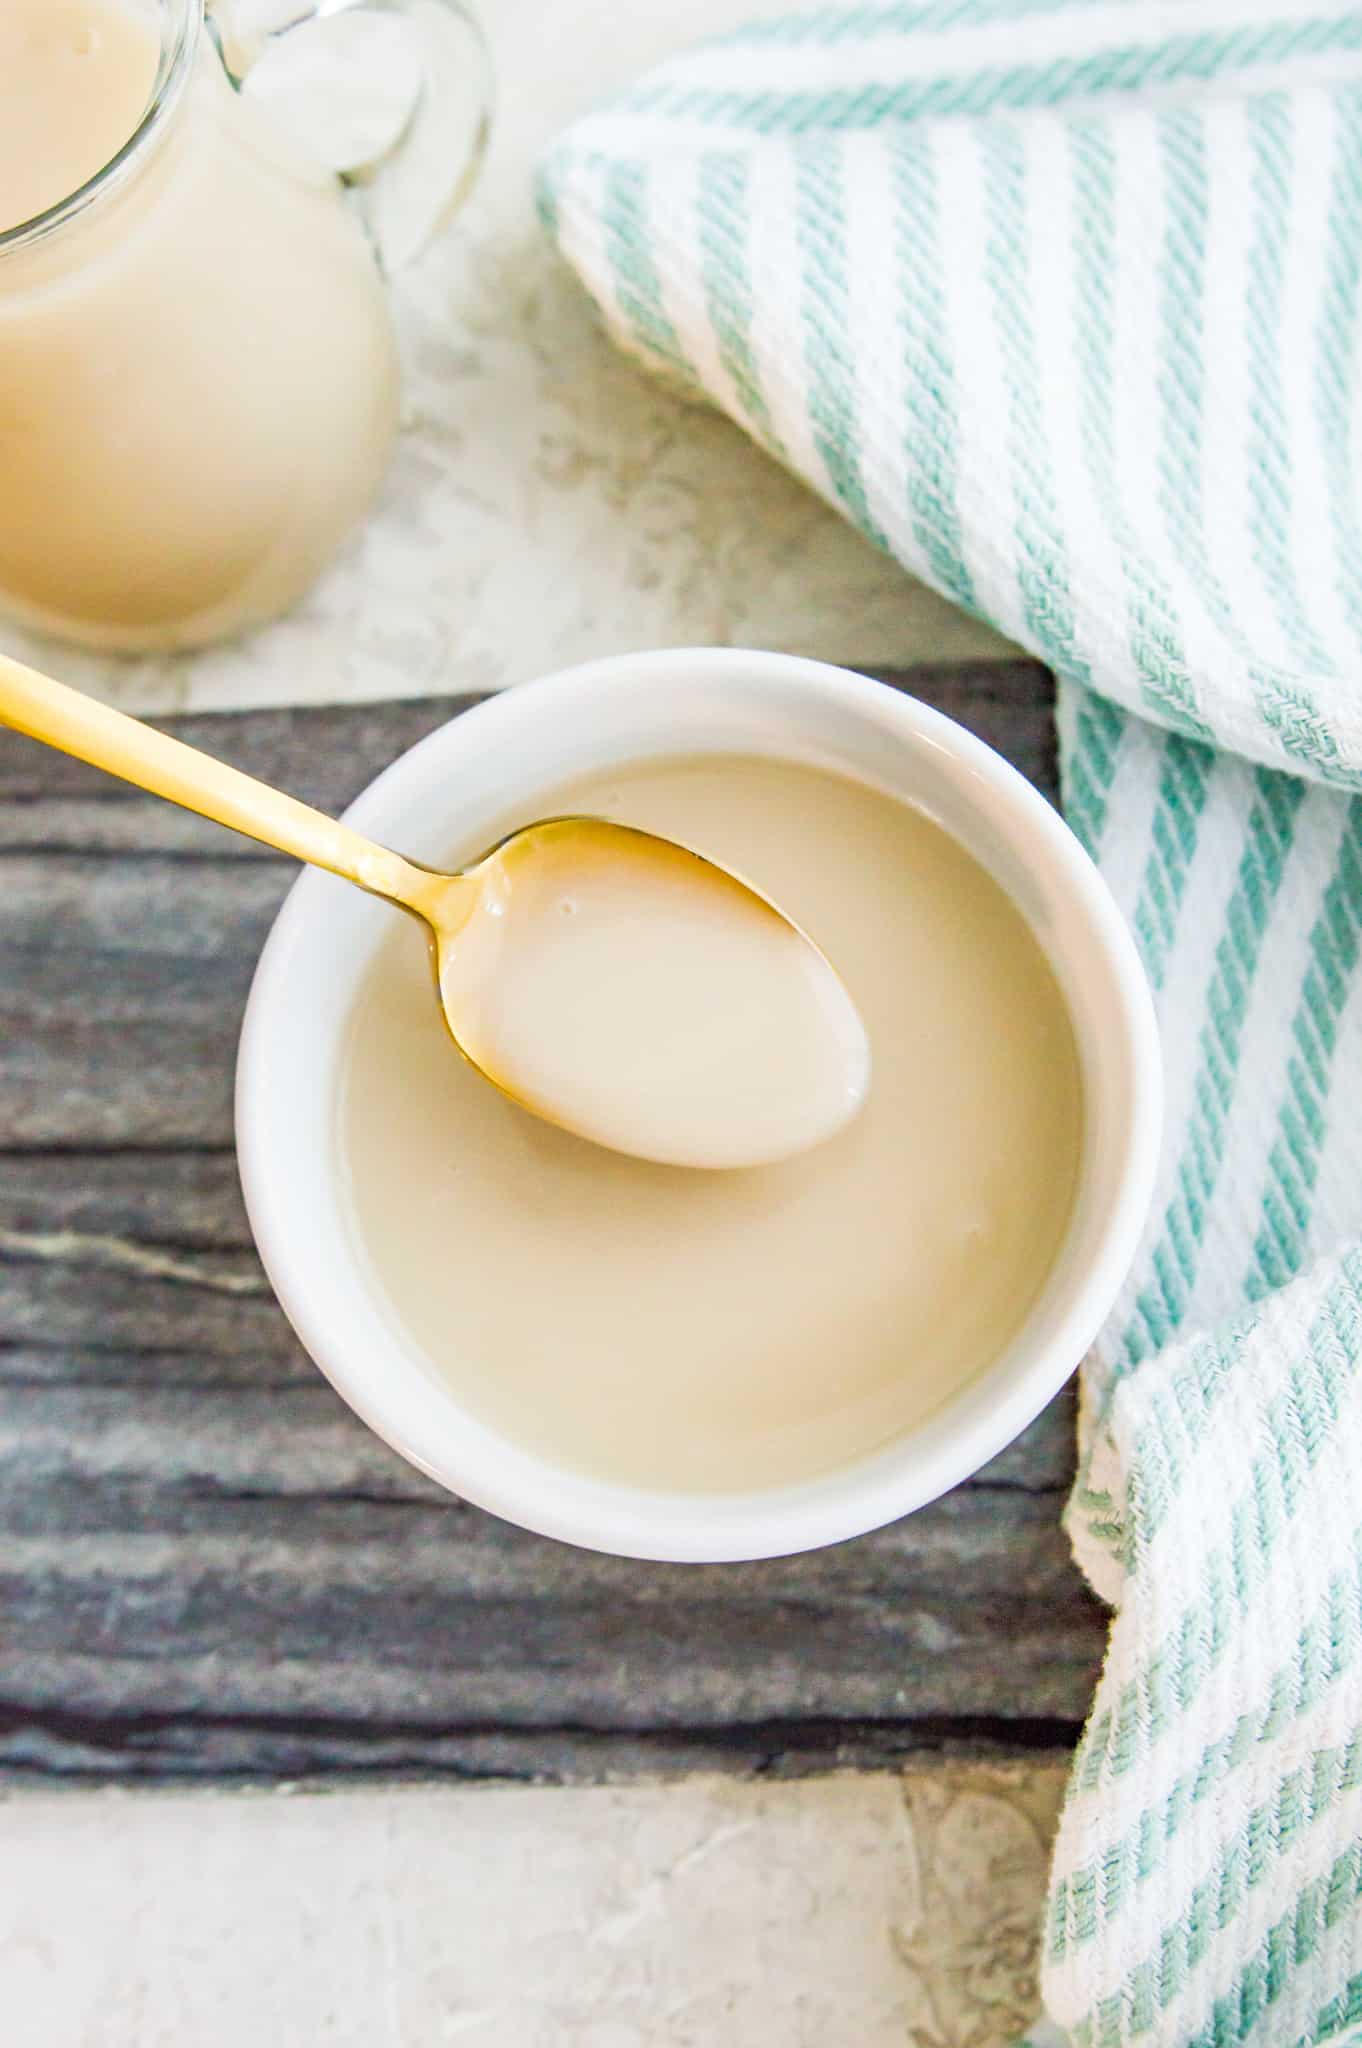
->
xmin=2 ymin=1768 xmax=1064 ymax=2047
xmin=9 ymin=0 xmax=1011 ymax=715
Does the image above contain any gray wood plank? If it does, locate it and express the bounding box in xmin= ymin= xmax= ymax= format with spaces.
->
xmin=0 ymin=660 xmax=1103 ymax=1783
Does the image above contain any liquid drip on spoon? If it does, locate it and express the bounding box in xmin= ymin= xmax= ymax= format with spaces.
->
xmin=436 ymin=819 xmax=870 ymax=1169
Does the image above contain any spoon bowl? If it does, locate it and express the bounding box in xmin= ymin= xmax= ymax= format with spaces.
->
xmin=431 ymin=815 xmax=870 ymax=1168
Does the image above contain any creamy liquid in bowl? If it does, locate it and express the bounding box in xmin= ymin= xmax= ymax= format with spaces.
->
xmin=339 ymin=755 xmax=1084 ymax=1494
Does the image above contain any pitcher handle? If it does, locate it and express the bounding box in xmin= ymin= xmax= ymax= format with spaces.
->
xmin=207 ymin=0 xmax=492 ymax=272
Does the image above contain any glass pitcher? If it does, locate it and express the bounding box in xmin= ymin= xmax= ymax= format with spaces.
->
xmin=0 ymin=0 xmax=489 ymax=652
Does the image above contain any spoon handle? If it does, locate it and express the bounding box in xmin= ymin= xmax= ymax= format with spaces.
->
xmin=0 ymin=652 xmax=438 ymax=915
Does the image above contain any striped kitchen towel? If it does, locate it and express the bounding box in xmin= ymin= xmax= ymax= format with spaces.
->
xmin=539 ymin=5 xmax=1362 ymax=2043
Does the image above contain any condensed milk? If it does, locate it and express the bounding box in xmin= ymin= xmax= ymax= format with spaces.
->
xmin=436 ymin=816 xmax=870 ymax=1169
xmin=339 ymin=753 xmax=1084 ymax=1494
xmin=0 ymin=0 xmax=398 ymax=646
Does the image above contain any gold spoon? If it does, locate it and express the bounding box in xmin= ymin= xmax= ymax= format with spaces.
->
xmin=0 ymin=654 xmax=870 ymax=1169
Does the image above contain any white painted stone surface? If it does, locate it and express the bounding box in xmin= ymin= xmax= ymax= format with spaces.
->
xmin=8 ymin=0 xmax=1011 ymax=716
xmin=1 ymin=1767 xmax=1064 ymax=2047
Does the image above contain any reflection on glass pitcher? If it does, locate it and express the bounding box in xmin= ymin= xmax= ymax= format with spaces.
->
xmin=0 ymin=0 xmax=490 ymax=652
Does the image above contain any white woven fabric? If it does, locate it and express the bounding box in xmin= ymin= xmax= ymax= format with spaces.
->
xmin=539 ymin=6 xmax=1362 ymax=2043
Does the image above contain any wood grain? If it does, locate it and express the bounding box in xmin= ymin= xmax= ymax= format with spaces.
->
xmin=0 ymin=661 xmax=1104 ymax=1783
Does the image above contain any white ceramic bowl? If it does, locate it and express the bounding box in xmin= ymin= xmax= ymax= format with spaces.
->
xmin=236 ymin=648 xmax=1160 ymax=1561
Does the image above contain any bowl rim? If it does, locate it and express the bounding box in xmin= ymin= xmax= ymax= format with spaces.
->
xmin=235 ymin=647 xmax=1161 ymax=1561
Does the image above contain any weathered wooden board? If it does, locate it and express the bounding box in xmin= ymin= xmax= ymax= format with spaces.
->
xmin=0 ymin=661 xmax=1104 ymax=1782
